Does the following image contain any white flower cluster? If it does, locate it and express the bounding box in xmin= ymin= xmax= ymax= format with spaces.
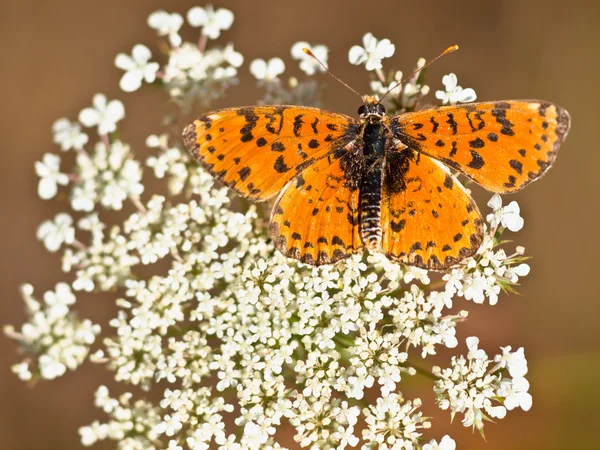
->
xmin=348 ymin=32 xmax=477 ymax=115
xmin=5 ymin=283 xmax=100 ymax=381
xmin=79 ymin=386 xmax=161 ymax=448
xmin=137 ymin=6 xmax=243 ymax=107
xmin=362 ymin=394 xmax=430 ymax=449
xmin=444 ymin=198 xmax=530 ymax=305
xmin=391 ymin=285 xmax=463 ymax=357
xmin=37 ymin=93 xmax=143 ymax=212
xmin=63 ymin=216 xmax=139 ymax=292
xmin=433 ymin=337 xmax=532 ymax=433
xmin=8 ymin=6 xmax=538 ymax=449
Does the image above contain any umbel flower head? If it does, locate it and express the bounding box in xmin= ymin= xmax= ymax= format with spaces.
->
xmin=6 ymin=6 xmax=541 ymax=450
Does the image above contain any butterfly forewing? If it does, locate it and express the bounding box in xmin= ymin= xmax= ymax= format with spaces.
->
xmin=391 ymin=101 xmax=570 ymax=193
xmin=183 ymin=105 xmax=358 ymax=201
xmin=382 ymin=147 xmax=484 ymax=270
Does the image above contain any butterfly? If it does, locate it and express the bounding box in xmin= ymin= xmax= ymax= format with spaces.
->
xmin=182 ymin=96 xmax=570 ymax=270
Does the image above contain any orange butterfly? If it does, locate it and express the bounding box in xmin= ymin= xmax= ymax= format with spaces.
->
xmin=183 ymin=63 xmax=570 ymax=270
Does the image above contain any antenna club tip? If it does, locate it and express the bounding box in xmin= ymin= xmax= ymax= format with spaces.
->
xmin=446 ymin=44 xmax=459 ymax=53
xmin=302 ymin=47 xmax=314 ymax=57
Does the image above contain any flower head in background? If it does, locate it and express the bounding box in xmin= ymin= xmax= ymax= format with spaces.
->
xmin=115 ymin=44 xmax=159 ymax=92
xmin=348 ymin=32 xmax=395 ymax=71
xmin=435 ymin=73 xmax=477 ymax=105
xmin=249 ymin=57 xmax=286 ymax=81
xmin=37 ymin=213 xmax=75 ymax=252
xmin=35 ymin=153 xmax=69 ymax=199
xmin=147 ymin=10 xmax=183 ymax=47
xmin=78 ymin=94 xmax=125 ymax=136
xmin=187 ymin=5 xmax=234 ymax=39
xmin=52 ymin=118 xmax=88 ymax=151
xmin=291 ymin=41 xmax=329 ymax=75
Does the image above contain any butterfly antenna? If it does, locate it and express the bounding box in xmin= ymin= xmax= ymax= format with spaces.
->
xmin=379 ymin=44 xmax=459 ymax=102
xmin=302 ymin=48 xmax=363 ymax=101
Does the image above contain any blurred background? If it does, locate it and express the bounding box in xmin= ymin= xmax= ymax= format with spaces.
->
xmin=1 ymin=0 xmax=599 ymax=448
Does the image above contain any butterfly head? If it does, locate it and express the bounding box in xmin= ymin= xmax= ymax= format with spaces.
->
xmin=358 ymin=96 xmax=386 ymax=120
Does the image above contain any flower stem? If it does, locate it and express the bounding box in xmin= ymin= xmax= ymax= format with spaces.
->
xmin=411 ymin=363 xmax=439 ymax=381
xmin=375 ymin=67 xmax=386 ymax=84
xmin=198 ymin=34 xmax=207 ymax=53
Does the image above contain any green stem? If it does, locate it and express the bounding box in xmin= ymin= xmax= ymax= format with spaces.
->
xmin=411 ymin=363 xmax=439 ymax=381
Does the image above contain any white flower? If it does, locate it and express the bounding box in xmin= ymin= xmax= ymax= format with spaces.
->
xmin=147 ymin=10 xmax=183 ymax=47
xmin=498 ymin=377 xmax=533 ymax=411
xmin=348 ymin=32 xmax=395 ymax=71
xmin=494 ymin=346 xmax=528 ymax=378
xmin=187 ymin=5 xmax=234 ymax=39
xmin=242 ymin=422 xmax=268 ymax=449
xmin=466 ymin=336 xmax=487 ymax=360
xmin=500 ymin=201 xmax=524 ymax=232
xmin=513 ymin=263 xmax=530 ymax=276
xmin=291 ymin=41 xmax=328 ymax=75
xmin=10 ymin=362 xmax=33 ymax=381
xmin=222 ymin=43 xmax=244 ymax=68
xmin=435 ymin=73 xmax=477 ymax=105
xmin=249 ymin=58 xmax=285 ymax=81
xmin=115 ymin=44 xmax=160 ymax=92
xmin=37 ymin=213 xmax=75 ymax=252
xmin=423 ymin=435 xmax=457 ymax=450
xmin=52 ymin=118 xmax=88 ymax=151
xmin=35 ymin=153 xmax=69 ymax=199
xmin=486 ymin=194 xmax=524 ymax=232
xmin=78 ymin=94 xmax=125 ymax=136
xmin=488 ymin=405 xmax=507 ymax=419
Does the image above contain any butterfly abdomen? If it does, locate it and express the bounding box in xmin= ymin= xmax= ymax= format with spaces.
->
xmin=359 ymin=121 xmax=387 ymax=250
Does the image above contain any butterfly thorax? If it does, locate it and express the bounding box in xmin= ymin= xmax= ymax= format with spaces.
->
xmin=359 ymin=106 xmax=390 ymax=251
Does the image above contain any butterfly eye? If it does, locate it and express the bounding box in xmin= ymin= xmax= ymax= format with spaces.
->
xmin=357 ymin=105 xmax=367 ymax=116
xmin=376 ymin=104 xmax=386 ymax=115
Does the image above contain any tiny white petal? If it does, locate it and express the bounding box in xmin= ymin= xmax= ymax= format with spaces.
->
xmin=488 ymin=194 xmax=503 ymax=211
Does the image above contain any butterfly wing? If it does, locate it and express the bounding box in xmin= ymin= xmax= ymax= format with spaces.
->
xmin=382 ymin=147 xmax=484 ymax=270
xmin=391 ymin=101 xmax=570 ymax=193
xmin=270 ymin=141 xmax=364 ymax=265
xmin=183 ymin=105 xmax=359 ymax=201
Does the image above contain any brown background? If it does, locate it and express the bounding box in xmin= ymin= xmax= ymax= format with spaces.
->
xmin=1 ymin=1 xmax=599 ymax=449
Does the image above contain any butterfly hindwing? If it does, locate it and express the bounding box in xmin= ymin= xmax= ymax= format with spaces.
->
xmin=270 ymin=142 xmax=363 ymax=266
xmin=391 ymin=101 xmax=570 ymax=193
xmin=382 ymin=147 xmax=484 ymax=270
xmin=183 ymin=105 xmax=358 ymax=201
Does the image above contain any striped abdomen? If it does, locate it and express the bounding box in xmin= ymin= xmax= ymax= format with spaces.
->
xmin=360 ymin=121 xmax=387 ymax=250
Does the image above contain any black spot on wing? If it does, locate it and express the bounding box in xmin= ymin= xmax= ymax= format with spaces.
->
xmin=238 ymin=167 xmax=251 ymax=181
xmin=308 ymin=139 xmax=320 ymax=149
xmin=256 ymin=137 xmax=267 ymax=147
xmin=271 ymin=141 xmax=286 ymax=152
xmin=446 ymin=113 xmax=458 ymax=135
xmin=274 ymin=156 xmax=291 ymax=173
xmin=293 ymin=114 xmax=304 ymax=137
xmin=430 ymin=116 xmax=439 ymax=133
xmin=391 ymin=219 xmax=406 ymax=232
xmin=467 ymin=150 xmax=485 ymax=169
xmin=509 ymin=159 xmax=523 ymax=175
xmin=469 ymin=137 xmax=485 ymax=149
xmin=491 ymin=102 xmax=515 ymax=136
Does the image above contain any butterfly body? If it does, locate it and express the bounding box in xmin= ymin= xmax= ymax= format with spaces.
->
xmin=183 ymin=98 xmax=570 ymax=270
xmin=358 ymin=99 xmax=390 ymax=250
